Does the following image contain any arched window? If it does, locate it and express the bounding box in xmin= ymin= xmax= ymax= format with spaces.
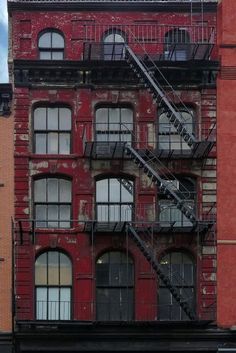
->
xmin=96 ymin=177 xmax=134 ymax=222
xmin=96 ymin=251 xmax=134 ymax=321
xmin=38 ymin=30 xmax=64 ymax=60
xmin=164 ymin=29 xmax=190 ymax=61
xmin=95 ymin=106 xmax=133 ymax=143
xmin=35 ymin=251 xmax=72 ymax=320
xmin=34 ymin=177 xmax=72 ymax=228
xmin=103 ymin=30 xmax=125 ymax=60
xmin=159 ymin=177 xmax=196 ymax=227
xmin=158 ymin=108 xmax=194 ymax=152
xmin=159 ymin=251 xmax=195 ymax=321
xmin=33 ymin=106 xmax=71 ymax=154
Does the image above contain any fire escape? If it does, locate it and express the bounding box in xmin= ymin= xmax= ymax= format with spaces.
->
xmin=82 ymin=23 xmax=216 ymax=322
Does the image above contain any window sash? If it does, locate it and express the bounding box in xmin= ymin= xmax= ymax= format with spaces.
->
xmin=36 ymin=287 xmax=71 ymax=320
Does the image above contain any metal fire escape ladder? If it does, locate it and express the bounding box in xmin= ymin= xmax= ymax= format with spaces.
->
xmin=127 ymin=224 xmax=196 ymax=320
xmin=125 ymin=144 xmax=196 ymax=223
xmin=125 ymin=45 xmax=196 ymax=148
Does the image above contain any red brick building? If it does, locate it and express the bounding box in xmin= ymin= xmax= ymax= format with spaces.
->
xmin=217 ymin=0 xmax=236 ymax=331
xmin=7 ymin=0 xmax=235 ymax=352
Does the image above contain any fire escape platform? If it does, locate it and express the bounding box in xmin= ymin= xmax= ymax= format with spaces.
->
xmin=83 ymin=42 xmax=214 ymax=62
xmin=84 ymin=141 xmax=215 ymax=160
xmin=83 ymin=221 xmax=212 ymax=234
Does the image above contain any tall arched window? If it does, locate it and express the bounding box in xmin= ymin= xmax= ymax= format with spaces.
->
xmin=33 ymin=106 xmax=71 ymax=154
xmin=96 ymin=177 xmax=134 ymax=222
xmin=34 ymin=177 xmax=72 ymax=228
xmin=158 ymin=108 xmax=194 ymax=152
xmin=159 ymin=177 xmax=196 ymax=227
xmin=96 ymin=251 xmax=134 ymax=321
xmin=38 ymin=30 xmax=64 ymax=60
xmin=164 ymin=29 xmax=190 ymax=61
xmin=159 ymin=251 xmax=195 ymax=321
xmin=35 ymin=251 xmax=72 ymax=320
xmin=95 ymin=106 xmax=133 ymax=143
xmin=103 ymin=30 xmax=125 ymax=60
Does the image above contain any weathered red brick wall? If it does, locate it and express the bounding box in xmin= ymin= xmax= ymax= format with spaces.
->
xmin=13 ymin=8 xmax=217 ymax=321
xmin=217 ymin=0 xmax=236 ymax=328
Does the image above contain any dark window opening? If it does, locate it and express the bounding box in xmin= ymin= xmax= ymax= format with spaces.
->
xmin=96 ymin=251 xmax=134 ymax=321
xmin=159 ymin=251 xmax=195 ymax=321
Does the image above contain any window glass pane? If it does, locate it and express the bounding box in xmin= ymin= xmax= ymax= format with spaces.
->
xmin=48 ymin=132 xmax=58 ymax=154
xmin=35 ymin=179 xmax=47 ymax=202
xmin=40 ymin=52 xmax=51 ymax=60
xmin=35 ymin=253 xmax=47 ymax=285
xmin=48 ymin=252 xmax=59 ymax=285
xmin=59 ymin=108 xmax=71 ymax=130
xmin=96 ymin=288 xmax=110 ymax=320
xmin=35 ymin=205 xmax=47 ymax=228
xmin=60 ymin=288 xmax=71 ymax=320
xmin=36 ymin=287 xmax=47 ymax=320
xmin=114 ymin=33 xmax=125 ymax=43
xmin=59 ymin=179 xmax=71 ymax=202
xmin=121 ymin=180 xmax=133 ymax=202
xmin=59 ymin=206 xmax=71 ymax=228
xmin=35 ymin=134 xmax=47 ymax=154
xmin=121 ymin=108 xmax=133 ymax=130
xmin=59 ymin=133 xmax=70 ymax=154
xmin=109 ymin=179 xmax=120 ymax=202
xmin=48 ymin=108 xmax=58 ymax=130
xmin=121 ymin=204 xmax=132 ymax=222
xmin=39 ymin=32 xmax=51 ymax=48
xmin=109 ymin=108 xmax=120 ymax=130
xmin=48 ymin=205 xmax=59 ymax=228
xmin=96 ymin=263 xmax=109 ymax=286
xmin=96 ymin=179 xmax=108 ymax=202
xmin=48 ymin=288 xmax=59 ymax=320
xmin=97 ymin=204 xmax=108 ymax=222
xmin=34 ymin=108 xmax=47 ymax=130
xmin=96 ymin=108 xmax=108 ymax=129
xmin=52 ymin=51 xmax=63 ymax=60
xmin=52 ymin=32 xmax=64 ymax=48
xmin=60 ymin=254 xmax=72 ymax=285
xmin=48 ymin=179 xmax=59 ymax=202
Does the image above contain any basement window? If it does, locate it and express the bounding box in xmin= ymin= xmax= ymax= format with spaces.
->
xmin=38 ymin=30 xmax=65 ymax=60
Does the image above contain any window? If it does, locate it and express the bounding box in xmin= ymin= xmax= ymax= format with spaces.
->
xmin=159 ymin=251 xmax=195 ymax=321
xmin=164 ymin=29 xmax=190 ymax=61
xmin=35 ymin=251 xmax=72 ymax=320
xmin=96 ymin=177 xmax=134 ymax=222
xmin=34 ymin=177 xmax=72 ymax=228
xmin=95 ymin=107 xmax=133 ymax=143
xmin=103 ymin=30 xmax=125 ymax=60
xmin=96 ymin=251 xmax=134 ymax=321
xmin=38 ymin=30 xmax=64 ymax=60
xmin=158 ymin=109 xmax=194 ymax=152
xmin=33 ymin=106 xmax=71 ymax=154
xmin=159 ymin=177 xmax=195 ymax=227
